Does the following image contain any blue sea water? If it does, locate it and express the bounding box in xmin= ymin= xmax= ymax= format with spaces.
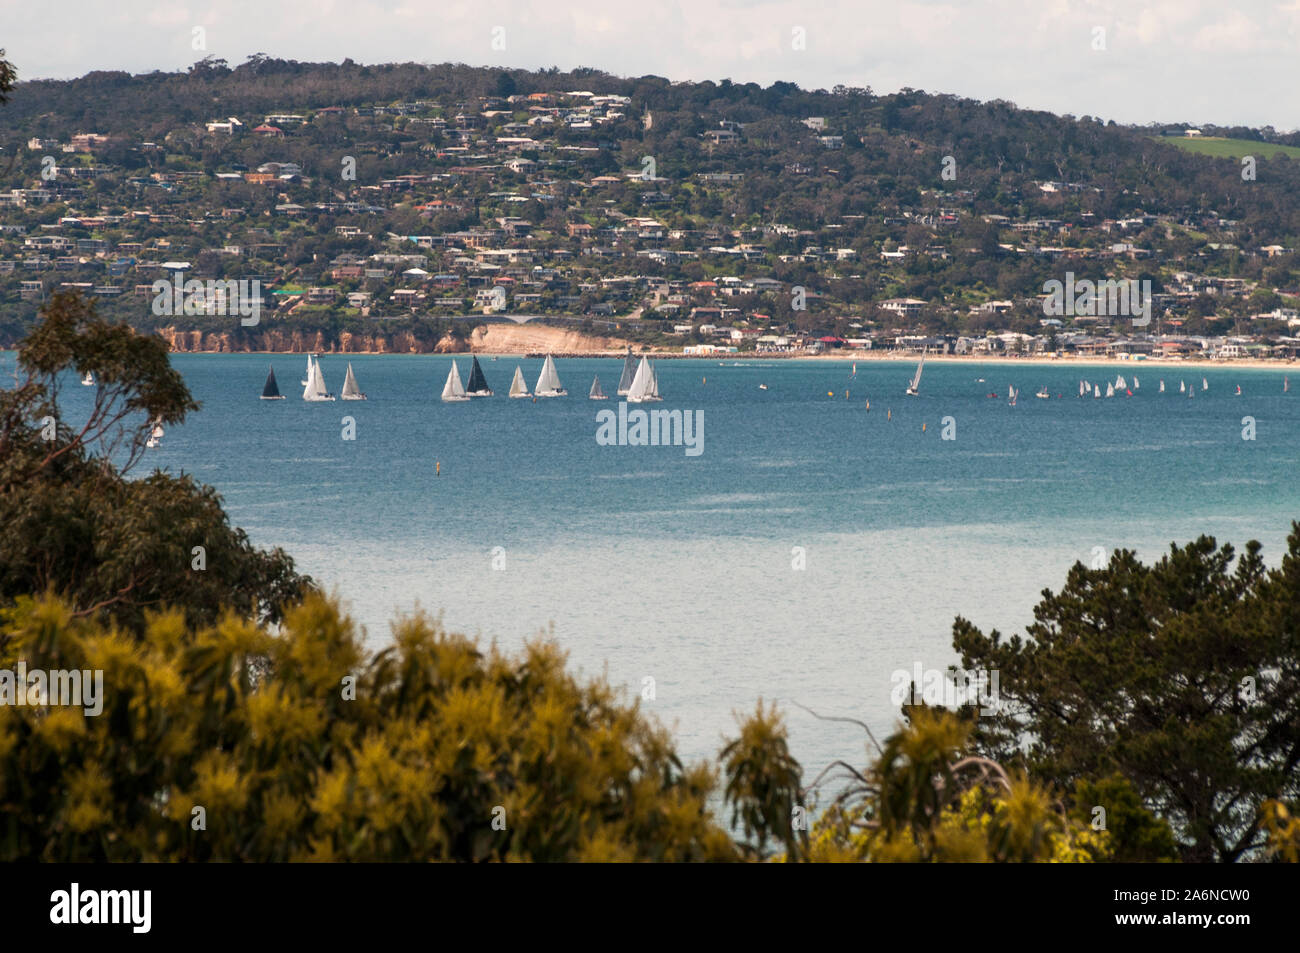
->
xmin=22 ymin=352 xmax=1300 ymax=778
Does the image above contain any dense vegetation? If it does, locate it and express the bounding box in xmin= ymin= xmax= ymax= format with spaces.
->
xmin=1 ymin=56 xmax=1298 ymax=349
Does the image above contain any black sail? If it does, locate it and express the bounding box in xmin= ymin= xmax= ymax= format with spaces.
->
xmin=262 ymin=366 xmax=281 ymax=398
xmin=617 ymin=350 xmax=637 ymax=395
xmin=466 ymin=356 xmax=492 ymax=395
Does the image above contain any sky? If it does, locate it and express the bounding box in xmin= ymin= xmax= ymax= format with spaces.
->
xmin=3 ymin=0 xmax=1298 ymax=130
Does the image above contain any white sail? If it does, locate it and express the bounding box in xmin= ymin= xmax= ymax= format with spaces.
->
xmin=1202 ymin=377 xmax=1208 ymax=391
xmin=906 ymin=350 xmax=925 ymax=394
xmin=589 ymin=375 xmax=607 ymax=400
xmin=1133 ymin=375 xmax=1139 ymax=389
xmin=341 ymin=363 xmax=365 ymax=400
xmin=1093 ymin=384 xmax=1100 ymax=398
xmin=626 ymin=356 xmax=662 ymax=403
xmin=535 ymin=355 xmax=566 ymax=397
xmin=1106 ymin=383 xmax=1114 ymax=397
xmin=1179 ymin=380 xmax=1186 ymax=392
xmin=1159 ymin=380 xmax=1165 ymax=393
xmin=1115 ymin=374 xmax=1126 ymax=389
xmin=81 ymin=371 xmax=95 ymax=386
xmin=442 ymin=361 xmax=469 ymax=401
xmin=303 ymin=356 xmax=335 ymax=401
xmin=508 ymin=366 xmax=530 ymax=398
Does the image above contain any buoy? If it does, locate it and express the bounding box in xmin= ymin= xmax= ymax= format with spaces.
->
xmin=887 ymin=409 xmax=892 ymax=420
xmin=921 ymin=422 xmax=927 ymax=432
xmin=828 ymin=391 xmax=834 ymax=397
xmin=436 ymin=461 xmax=441 ymax=477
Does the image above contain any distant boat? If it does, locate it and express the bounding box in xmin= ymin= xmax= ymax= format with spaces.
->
xmin=146 ymin=434 xmax=160 ymax=449
xmin=616 ymin=349 xmax=637 ymax=396
xmin=1093 ymin=384 xmax=1101 ymax=398
xmin=1078 ymin=380 xmax=1087 ymax=397
xmin=589 ymin=375 xmax=607 ymax=400
xmin=1008 ymin=385 xmax=1017 ymax=406
xmin=465 ymin=356 xmax=493 ymax=397
xmin=1105 ymin=383 xmax=1115 ymax=397
xmin=340 ymin=363 xmax=366 ymax=400
xmin=1133 ymin=375 xmax=1140 ymax=389
xmin=1202 ymin=377 xmax=1208 ymax=391
xmin=260 ymin=365 xmax=285 ymax=400
xmin=535 ymin=354 xmax=567 ymax=397
xmin=1159 ymin=379 xmax=1165 ymax=393
xmin=1235 ymin=384 xmax=1242 ymax=396
xmin=150 ymin=418 xmax=164 ymax=439
xmin=81 ymin=371 xmax=94 ymax=386
xmin=302 ymin=355 xmax=335 ymax=401
xmin=301 ymin=354 xmax=314 ymax=386
xmin=1179 ymin=380 xmax=1186 ymax=393
xmin=1115 ymin=374 xmax=1127 ymax=390
xmin=1036 ymin=386 xmax=1050 ymax=399
xmin=441 ymin=361 xmax=470 ymax=402
xmin=508 ymin=365 xmax=530 ymax=399
xmin=906 ymin=350 xmax=925 ymax=396
xmin=758 ymin=383 xmax=768 ymax=390
xmin=626 ymin=356 xmax=662 ymax=403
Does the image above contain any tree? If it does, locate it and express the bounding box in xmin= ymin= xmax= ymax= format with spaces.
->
xmin=0 ymin=591 xmax=738 ymax=862
xmin=952 ymin=531 xmax=1300 ymax=861
xmin=802 ymin=709 xmax=1109 ymax=862
xmin=0 ymin=293 xmax=312 ymax=636
xmin=0 ymin=51 xmax=15 ymax=103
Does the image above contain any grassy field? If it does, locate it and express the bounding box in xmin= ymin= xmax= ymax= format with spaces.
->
xmin=1154 ymin=135 xmax=1300 ymax=160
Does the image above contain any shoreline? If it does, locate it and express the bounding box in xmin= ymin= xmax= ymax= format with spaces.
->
xmin=9 ymin=346 xmax=1293 ymax=371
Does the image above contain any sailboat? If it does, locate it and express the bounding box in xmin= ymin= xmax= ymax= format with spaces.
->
xmin=1008 ymin=385 xmax=1017 ymax=407
xmin=1234 ymin=384 xmax=1242 ymax=396
xmin=302 ymin=356 xmax=335 ymax=401
xmin=1159 ymin=379 xmax=1165 ymax=393
xmin=1036 ymin=386 xmax=1050 ymax=399
xmin=626 ymin=356 xmax=662 ymax=403
xmin=1202 ymin=377 xmax=1208 ymax=391
xmin=1133 ymin=375 xmax=1140 ymax=390
xmin=1115 ymin=374 xmax=1127 ymax=390
xmin=1188 ymin=384 xmax=1194 ymax=400
xmin=1179 ymin=380 xmax=1186 ymax=393
xmin=1078 ymin=380 xmax=1087 ymax=398
xmin=535 ymin=354 xmax=567 ymax=397
xmin=589 ymin=375 xmax=607 ymax=400
xmin=260 ymin=365 xmax=285 ymax=400
xmin=301 ymin=354 xmax=315 ymax=386
xmin=1105 ymin=383 xmax=1115 ymax=398
xmin=441 ymin=361 xmax=470 ymax=402
xmin=80 ymin=371 xmax=95 ymax=386
xmin=465 ymin=356 xmax=493 ymax=397
xmin=905 ymin=350 xmax=925 ymax=396
xmin=508 ymin=366 xmax=530 ymax=399
xmin=616 ymin=349 xmax=638 ymax=396
xmin=340 ymin=363 xmax=366 ymax=400
xmin=1093 ymin=384 xmax=1101 ymax=398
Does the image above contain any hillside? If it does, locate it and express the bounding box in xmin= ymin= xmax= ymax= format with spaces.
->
xmin=1 ymin=57 xmax=1298 ymax=354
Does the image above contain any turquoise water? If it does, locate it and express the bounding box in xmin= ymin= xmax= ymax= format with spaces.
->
xmin=25 ymin=353 xmax=1300 ymax=777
